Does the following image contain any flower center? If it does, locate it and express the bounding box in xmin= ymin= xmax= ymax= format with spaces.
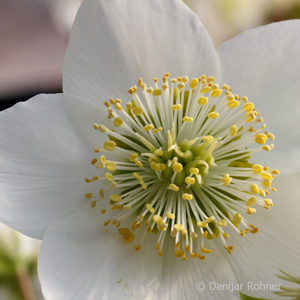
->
xmin=86 ymin=73 xmax=279 ymax=260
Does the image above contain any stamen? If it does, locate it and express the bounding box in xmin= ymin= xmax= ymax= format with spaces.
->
xmin=86 ymin=73 xmax=278 ymax=260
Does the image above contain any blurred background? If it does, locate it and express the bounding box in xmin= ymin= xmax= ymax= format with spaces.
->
xmin=0 ymin=0 xmax=299 ymax=298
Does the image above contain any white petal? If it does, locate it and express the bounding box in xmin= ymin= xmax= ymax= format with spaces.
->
xmin=218 ymin=20 xmax=300 ymax=174
xmin=64 ymin=0 xmax=219 ymax=105
xmin=222 ymin=172 xmax=300 ymax=298
xmin=156 ymin=239 xmax=239 ymax=300
xmin=38 ymin=211 xmax=162 ymax=300
xmin=0 ymin=94 xmax=102 ymax=238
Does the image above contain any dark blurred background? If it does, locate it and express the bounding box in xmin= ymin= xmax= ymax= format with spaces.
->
xmin=0 ymin=0 xmax=80 ymax=111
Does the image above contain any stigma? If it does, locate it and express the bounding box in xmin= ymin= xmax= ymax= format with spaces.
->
xmin=86 ymin=73 xmax=278 ymax=261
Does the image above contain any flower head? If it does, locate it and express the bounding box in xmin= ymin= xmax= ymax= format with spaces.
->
xmin=1 ymin=0 xmax=300 ymax=299
xmin=89 ymin=73 xmax=278 ymax=259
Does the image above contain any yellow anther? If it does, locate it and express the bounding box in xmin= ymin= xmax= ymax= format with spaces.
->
xmin=263 ymin=179 xmax=272 ymax=188
xmin=227 ymin=100 xmax=240 ymax=109
xmin=206 ymin=216 xmax=215 ymax=223
xmin=185 ymin=177 xmax=195 ymax=185
xmin=99 ymin=190 xmax=104 ymax=199
xmin=129 ymin=154 xmax=138 ymax=164
xmin=126 ymin=102 xmax=133 ymax=111
xmin=207 ymin=112 xmax=219 ymax=119
xmin=265 ymin=132 xmax=275 ymax=141
xmin=171 ymin=104 xmax=182 ymax=111
xmin=223 ymin=232 xmax=230 ymax=239
xmin=133 ymin=172 xmax=142 ymax=180
xmin=168 ymin=183 xmax=179 ymax=192
xmin=197 ymin=221 xmax=208 ymax=228
xmin=246 ymin=197 xmax=256 ymax=207
xmin=217 ymin=219 xmax=227 ymax=227
xmin=201 ymin=246 xmax=212 ymax=254
xmin=182 ymin=193 xmax=193 ymax=201
xmin=250 ymin=183 xmax=260 ymax=194
xmin=154 ymin=149 xmax=164 ymax=156
xmin=115 ymin=103 xmax=123 ymax=111
xmin=222 ymin=174 xmax=232 ymax=186
xmin=255 ymin=133 xmax=267 ymax=145
xmin=183 ymin=116 xmax=193 ymax=122
xmin=252 ymin=164 xmax=263 ymax=174
xmin=222 ymin=84 xmax=230 ymax=90
xmin=153 ymin=127 xmax=163 ymax=133
xmin=271 ymin=169 xmax=280 ymax=175
xmin=177 ymin=82 xmax=185 ymax=90
xmin=144 ymin=124 xmax=154 ymax=131
xmin=189 ymin=78 xmax=199 ymax=89
xmin=146 ymin=203 xmax=155 ymax=214
xmin=182 ymin=76 xmax=189 ymax=83
xmin=233 ymin=213 xmax=242 ymax=224
xmin=133 ymin=159 xmax=143 ymax=168
xmin=225 ymin=246 xmax=234 ymax=254
xmin=105 ymin=173 xmax=114 ymax=182
xmin=264 ymin=198 xmax=273 ymax=207
xmin=153 ymin=215 xmax=163 ymax=225
xmin=235 ymin=94 xmax=241 ymax=100
xmin=94 ymin=146 xmax=101 ymax=153
xmin=165 ymin=213 xmax=175 ymax=219
xmin=247 ymin=207 xmax=256 ymax=214
xmin=90 ymin=158 xmax=98 ymax=165
xmin=189 ymin=168 xmax=199 ymax=175
xmin=172 ymin=162 xmax=183 ymax=173
xmin=113 ymin=117 xmax=123 ymax=128
xmin=147 ymin=87 xmax=153 ymax=94
xmin=200 ymin=86 xmax=211 ymax=94
xmin=243 ymin=102 xmax=254 ymax=112
xmin=132 ymin=106 xmax=143 ymax=116
xmin=133 ymin=245 xmax=141 ymax=251
xmin=110 ymin=181 xmax=117 ymax=188
xmin=100 ymin=155 xmax=106 ymax=164
xmin=128 ymin=87 xmax=135 ymax=94
xmin=85 ymin=193 xmax=93 ymax=199
xmin=241 ymin=96 xmax=248 ymax=102
xmin=261 ymin=172 xmax=273 ymax=180
xmin=262 ymin=145 xmax=272 ymax=151
xmin=137 ymin=77 xmax=143 ymax=87
xmin=173 ymin=224 xmax=181 ymax=232
xmin=104 ymin=140 xmax=116 ymax=151
xmin=104 ymin=220 xmax=111 ymax=226
xmin=150 ymin=161 xmax=160 ymax=172
xmin=259 ymin=189 xmax=266 ymax=197
xmin=153 ymin=89 xmax=162 ymax=96
xmin=197 ymin=96 xmax=208 ymax=105
xmin=229 ymin=125 xmax=238 ymax=137
xmin=110 ymin=194 xmax=122 ymax=203
xmin=106 ymin=161 xmax=116 ymax=172
xmin=157 ymin=163 xmax=166 ymax=171
xmin=98 ymin=124 xmax=108 ymax=132
xmin=210 ymin=89 xmax=222 ymax=98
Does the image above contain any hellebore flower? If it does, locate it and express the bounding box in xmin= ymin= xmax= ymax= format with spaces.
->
xmin=0 ymin=0 xmax=300 ymax=299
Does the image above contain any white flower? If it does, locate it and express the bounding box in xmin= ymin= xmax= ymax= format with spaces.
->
xmin=0 ymin=0 xmax=300 ymax=299
xmin=275 ymin=269 xmax=300 ymax=299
